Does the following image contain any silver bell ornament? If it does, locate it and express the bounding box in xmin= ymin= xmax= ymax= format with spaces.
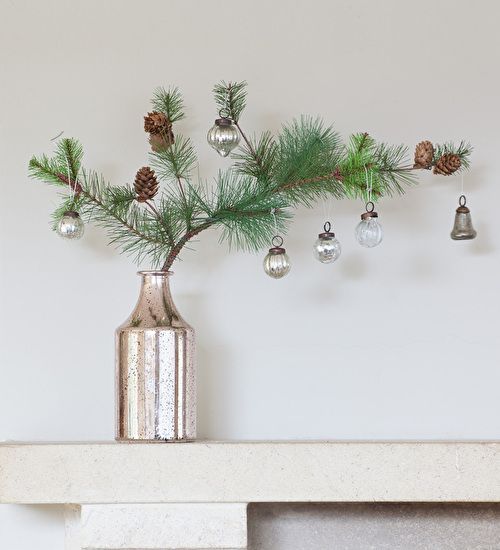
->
xmin=313 ymin=221 xmax=341 ymax=263
xmin=451 ymin=195 xmax=477 ymax=240
xmin=207 ymin=113 xmax=240 ymax=157
xmin=263 ymin=236 xmax=291 ymax=279
xmin=56 ymin=211 xmax=85 ymax=240
xmin=355 ymin=202 xmax=383 ymax=248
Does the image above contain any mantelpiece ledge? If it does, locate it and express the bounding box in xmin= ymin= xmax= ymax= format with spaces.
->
xmin=1 ymin=441 xmax=499 ymax=550
xmin=1 ymin=440 xmax=499 ymax=504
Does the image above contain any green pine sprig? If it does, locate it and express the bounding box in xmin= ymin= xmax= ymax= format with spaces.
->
xmin=28 ymin=82 xmax=473 ymax=271
xmin=213 ymin=80 xmax=247 ymax=122
xmin=151 ymin=86 xmax=185 ymax=123
xmin=433 ymin=141 xmax=473 ymax=168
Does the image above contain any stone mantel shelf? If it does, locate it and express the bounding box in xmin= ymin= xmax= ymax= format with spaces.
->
xmin=2 ymin=441 xmax=499 ymax=549
xmin=1 ymin=440 xmax=499 ymax=504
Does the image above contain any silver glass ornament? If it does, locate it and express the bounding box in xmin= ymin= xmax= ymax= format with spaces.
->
xmin=56 ymin=211 xmax=84 ymax=240
xmin=263 ymin=236 xmax=291 ymax=279
xmin=451 ymin=195 xmax=477 ymax=240
xmin=355 ymin=202 xmax=383 ymax=248
xmin=207 ymin=116 xmax=240 ymax=157
xmin=313 ymin=221 xmax=341 ymax=263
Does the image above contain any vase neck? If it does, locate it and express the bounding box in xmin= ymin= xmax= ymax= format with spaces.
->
xmin=125 ymin=271 xmax=188 ymax=329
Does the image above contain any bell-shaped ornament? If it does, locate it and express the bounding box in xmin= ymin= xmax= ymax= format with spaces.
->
xmin=450 ymin=195 xmax=477 ymax=240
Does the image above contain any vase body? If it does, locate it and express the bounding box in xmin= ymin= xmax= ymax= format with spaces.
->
xmin=116 ymin=271 xmax=196 ymax=441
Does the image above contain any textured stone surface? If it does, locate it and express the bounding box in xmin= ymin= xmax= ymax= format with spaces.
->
xmin=248 ymin=503 xmax=500 ymax=550
xmin=1 ymin=441 xmax=500 ymax=504
xmin=66 ymin=503 xmax=247 ymax=549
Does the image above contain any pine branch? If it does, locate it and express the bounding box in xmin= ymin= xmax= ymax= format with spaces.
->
xmin=433 ymin=140 xmax=473 ymax=169
xmin=338 ymin=134 xmax=416 ymax=200
xmin=232 ymin=130 xmax=277 ymax=182
xmin=208 ymin=171 xmax=289 ymax=252
xmin=76 ymin=170 xmax=167 ymax=263
xmin=30 ymin=84 xmax=473 ymax=272
xmin=30 ymin=144 xmax=169 ymax=266
xmin=162 ymin=221 xmax=212 ymax=271
xmin=213 ymin=81 xmax=247 ymax=122
xmin=151 ymin=87 xmax=185 ymax=123
xmin=272 ymin=117 xmax=344 ymax=205
xmin=150 ymin=135 xmax=197 ymax=182
xmin=29 ymin=155 xmax=69 ymax=187
xmin=55 ymin=138 xmax=83 ymax=181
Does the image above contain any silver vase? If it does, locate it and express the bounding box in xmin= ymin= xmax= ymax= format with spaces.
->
xmin=116 ymin=271 xmax=196 ymax=441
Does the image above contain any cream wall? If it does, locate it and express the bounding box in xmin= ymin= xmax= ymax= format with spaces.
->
xmin=1 ymin=0 xmax=499 ymax=547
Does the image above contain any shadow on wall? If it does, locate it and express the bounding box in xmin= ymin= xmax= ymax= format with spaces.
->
xmin=180 ymin=292 xmax=234 ymax=439
xmin=248 ymin=502 xmax=500 ymax=550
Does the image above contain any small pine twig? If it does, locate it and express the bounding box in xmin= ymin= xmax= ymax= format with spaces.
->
xmin=57 ymin=173 xmax=162 ymax=247
xmin=162 ymin=222 xmax=213 ymax=271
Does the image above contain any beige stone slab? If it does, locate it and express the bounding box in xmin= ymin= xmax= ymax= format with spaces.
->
xmin=77 ymin=503 xmax=248 ymax=549
xmin=0 ymin=441 xmax=499 ymax=504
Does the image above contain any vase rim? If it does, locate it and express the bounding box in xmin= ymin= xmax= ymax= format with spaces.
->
xmin=137 ymin=270 xmax=173 ymax=277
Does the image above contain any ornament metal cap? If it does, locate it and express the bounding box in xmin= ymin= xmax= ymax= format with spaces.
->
xmin=361 ymin=201 xmax=378 ymax=220
xmin=268 ymin=235 xmax=286 ymax=254
xmin=215 ymin=109 xmax=234 ymax=126
xmin=455 ymin=194 xmax=470 ymax=214
xmin=63 ymin=210 xmax=81 ymax=218
xmin=451 ymin=195 xmax=477 ymax=240
xmin=318 ymin=221 xmax=336 ymax=239
xmin=215 ymin=117 xmax=233 ymax=126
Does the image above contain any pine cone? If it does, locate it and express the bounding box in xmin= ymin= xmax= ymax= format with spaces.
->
xmin=433 ymin=154 xmax=461 ymax=176
xmin=149 ymin=131 xmax=174 ymax=152
xmin=134 ymin=167 xmax=159 ymax=202
xmin=414 ymin=140 xmax=434 ymax=169
xmin=144 ymin=111 xmax=172 ymax=135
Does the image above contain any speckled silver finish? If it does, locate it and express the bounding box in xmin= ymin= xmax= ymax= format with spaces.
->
xmin=451 ymin=206 xmax=477 ymax=240
xmin=116 ymin=271 xmax=196 ymax=441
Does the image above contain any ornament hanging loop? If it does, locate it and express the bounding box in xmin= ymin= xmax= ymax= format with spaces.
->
xmin=361 ymin=201 xmax=378 ymax=220
xmin=459 ymin=194 xmax=467 ymax=207
xmin=271 ymin=235 xmax=284 ymax=248
xmin=218 ymin=108 xmax=231 ymax=121
xmin=318 ymin=220 xmax=336 ymax=239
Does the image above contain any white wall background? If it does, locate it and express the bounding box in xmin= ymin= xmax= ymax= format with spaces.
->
xmin=1 ymin=0 xmax=499 ymax=547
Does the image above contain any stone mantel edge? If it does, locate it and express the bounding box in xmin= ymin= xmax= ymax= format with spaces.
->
xmin=1 ymin=441 xmax=499 ymax=504
xmin=2 ymin=441 xmax=499 ymax=550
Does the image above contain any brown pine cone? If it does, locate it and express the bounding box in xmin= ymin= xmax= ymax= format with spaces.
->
xmin=144 ymin=111 xmax=172 ymax=135
xmin=413 ymin=140 xmax=434 ymax=169
xmin=134 ymin=167 xmax=159 ymax=202
xmin=433 ymin=154 xmax=461 ymax=176
xmin=149 ymin=131 xmax=174 ymax=152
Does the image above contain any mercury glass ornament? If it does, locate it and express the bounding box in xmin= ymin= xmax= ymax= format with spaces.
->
xmin=313 ymin=222 xmax=341 ymax=263
xmin=56 ymin=210 xmax=84 ymax=240
xmin=263 ymin=236 xmax=291 ymax=279
xmin=355 ymin=202 xmax=383 ymax=248
xmin=451 ymin=195 xmax=477 ymax=240
xmin=207 ymin=116 xmax=240 ymax=157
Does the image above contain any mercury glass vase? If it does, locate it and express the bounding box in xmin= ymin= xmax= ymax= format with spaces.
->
xmin=116 ymin=271 xmax=196 ymax=441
